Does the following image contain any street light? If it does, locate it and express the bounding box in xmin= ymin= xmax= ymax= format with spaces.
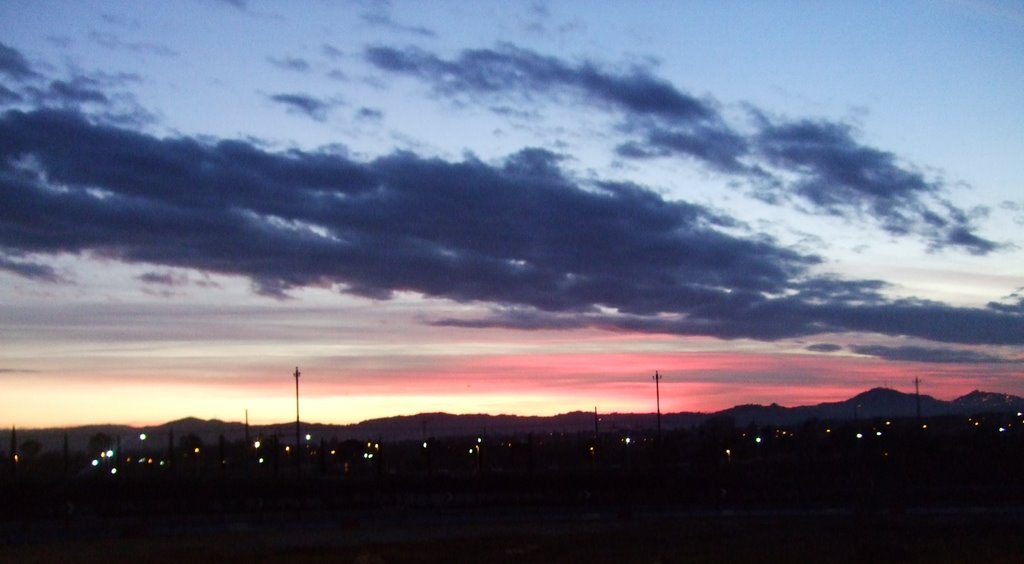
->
xmin=653 ymin=371 xmax=662 ymax=440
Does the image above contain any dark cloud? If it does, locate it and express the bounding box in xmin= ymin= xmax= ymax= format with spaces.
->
xmin=0 ymin=85 xmax=22 ymax=105
xmin=267 ymin=56 xmax=311 ymax=72
xmin=615 ymin=124 xmax=752 ymax=175
xmin=806 ymin=343 xmax=843 ymax=353
xmin=0 ymin=42 xmax=153 ymax=126
xmin=366 ymin=44 xmax=1000 ymax=255
xmin=1 ymin=108 xmax=1021 ymax=346
xmin=988 ymin=289 xmax=1024 ymax=314
xmin=752 ymin=119 xmax=998 ymax=254
xmin=365 ymin=44 xmax=714 ymax=121
xmin=35 ymin=79 xmax=109 ymax=106
xmin=850 ymin=344 xmax=1019 ymax=364
xmin=0 ymin=254 xmax=62 ymax=282
xmin=0 ymin=41 xmax=38 ymax=80
xmin=137 ymin=271 xmax=188 ymax=286
xmin=268 ymin=93 xmax=336 ymax=121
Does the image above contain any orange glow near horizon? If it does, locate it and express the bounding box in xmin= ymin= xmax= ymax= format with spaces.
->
xmin=6 ymin=347 xmax=1021 ymax=429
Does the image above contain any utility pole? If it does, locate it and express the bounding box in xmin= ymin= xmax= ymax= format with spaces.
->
xmin=294 ymin=367 xmax=301 ymax=471
xmin=653 ymin=371 xmax=663 ymax=440
xmin=653 ymin=371 xmax=663 ymax=477
xmin=9 ymin=426 xmax=17 ymax=479
xmin=914 ymin=377 xmax=922 ymax=424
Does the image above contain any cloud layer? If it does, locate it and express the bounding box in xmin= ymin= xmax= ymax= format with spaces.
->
xmin=1 ymin=108 xmax=1021 ymax=347
xmin=365 ymin=44 xmax=999 ymax=254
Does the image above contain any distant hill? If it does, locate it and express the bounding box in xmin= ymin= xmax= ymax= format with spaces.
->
xmin=717 ymin=387 xmax=1023 ymax=426
xmin=9 ymin=388 xmax=1023 ymax=453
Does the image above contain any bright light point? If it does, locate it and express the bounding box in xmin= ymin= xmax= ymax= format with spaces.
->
xmin=476 ymin=437 xmax=482 ymax=444
xmin=999 ymin=427 xmax=1006 ymax=432
xmin=755 ymin=437 xmax=762 ymax=444
xmin=468 ymin=448 xmax=475 ymax=454
xmin=91 ymin=459 xmax=99 ymax=467
xmin=922 ymin=424 xmax=928 ymax=430
xmin=725 ymin=449 xmax=731 ymax=456
xmin=193 ymin=447 xmax=200 ymax=453
xmin=624 ymin=437 xmax=631 ymax=445
xmin=422 ymin=442 xmax=428 ymax=449
xmin=139 ymin=433 xmax=147 ymax=440
xmin=367 ymin=453 xmax=373 ymax=459
xmin=105 ymin=449 xmax=114 ymax=458
xmin=258 ymin=457 xmax=264 ymax=464
xmin=159 ymin=460 xmax=165 ymax=466
xmin=856 ymin=433 xmax=863 ymax=439
xmin=875 ymin=431 xmax=882 ymax=436
xmin=110 ymin=468 xmax=117 ymax=475
xmin=305 ymin=433 xmax=311 ymax=441
xmin=285 ymin=446 xmax=290 ymax=452
xmin=885 ymin=421 xmax=891 ymax=426
xmin=254 ymin=440 xmax=261 ymax=448
xmin=330 ymin=450 xmax=336 ymax=455
xmin=825 ymin=429 xmax=831 ymax=433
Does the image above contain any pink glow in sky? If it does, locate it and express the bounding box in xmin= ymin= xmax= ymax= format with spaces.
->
xmin=0 ymin=2 xmax=1022 ymax=428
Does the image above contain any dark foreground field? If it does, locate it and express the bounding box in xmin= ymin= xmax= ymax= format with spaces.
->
xmin=3 ymin=509 xmax=1023 ymax=563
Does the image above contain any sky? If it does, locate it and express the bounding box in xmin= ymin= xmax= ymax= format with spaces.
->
xmin=1 ymin=0 xmax=1022 ymax=428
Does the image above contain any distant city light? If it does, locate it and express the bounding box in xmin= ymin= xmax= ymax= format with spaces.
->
xmin=258 ymin=457 xmax=264 ymax=464
xmin=253 ymin=440 xmax=261 ymax=449
xmin=856 ymin=433 xmax=863 ymax=439
xmin=305 ymin=433 xmax=311 ymax=441
xmin=876 ymin=431 xmax=882 ymax=437
xmin=105 ymin=449 xmax=114 ymax=458
xmin=476 ymin=437 xmax=482 ymax=444
xmin=110 ymin=468 xmax=117 ymax=475
xmin=139 ymin=433 xmax=147 ymax=440
xmin=755 ymin=437 xmax=762 ymax=444
xmin=624 ymin=437 xmax=632 ymax=445
xmin=91 ymin=459 xmax=99 ymax=467
xmin=999 ymin=427 xmax=1006 ymax=433
xmin=194 ymin=447 xmax=200 ymax=454
xmin=422 ymin=442 xmax=428 ymax=449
